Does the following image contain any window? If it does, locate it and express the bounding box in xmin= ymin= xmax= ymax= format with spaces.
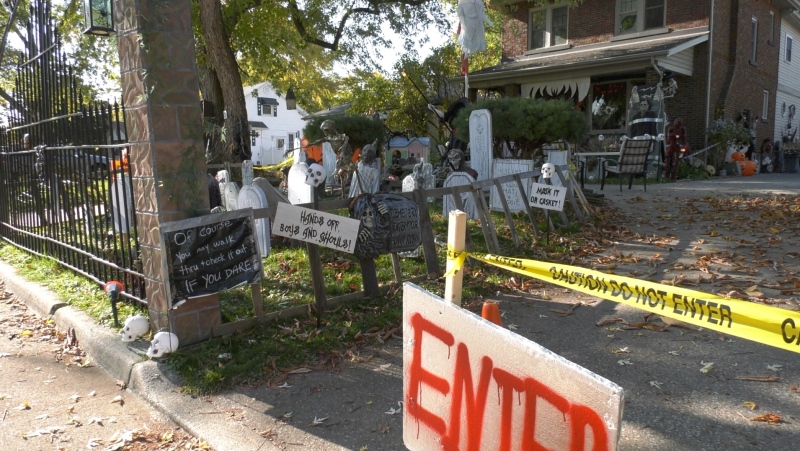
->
xmin=257 ymin=97 xmax=279 ymax=117
xmin=276 ymin=138 xmax=285 ymax=154
xmin=591 ymin=81 xmax=633 ymax=131
xmin=287 ymin=134 xmax=295 ymax=154
xmin=787 ymin=35 xmax=794 ymax=62
xmin=529 ymin=4 xmax=568 ymax=50
xmin=762 ymin=90 xmax=770 ymax=122
xmin=617 ymin=0 xmax=665 ymax=35
xmin=750 ymin=17 xmax=758 ymax=64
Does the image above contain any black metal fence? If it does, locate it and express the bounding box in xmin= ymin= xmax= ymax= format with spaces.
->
xmin=0 ymin=0 xmax=145 ymax=304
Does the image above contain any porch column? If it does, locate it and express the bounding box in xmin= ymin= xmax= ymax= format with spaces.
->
xmin=115 ymin=0 xmax=219 ymax=344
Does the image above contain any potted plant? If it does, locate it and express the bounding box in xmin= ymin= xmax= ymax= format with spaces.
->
xmin=706 ymin=119 xmax=752 ymax=175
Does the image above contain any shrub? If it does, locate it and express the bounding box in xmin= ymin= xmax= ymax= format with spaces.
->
xmin=452 ymin=97 xmax=586 ymax=159
xmin=706 ymin=119 xmax=752 ymax=170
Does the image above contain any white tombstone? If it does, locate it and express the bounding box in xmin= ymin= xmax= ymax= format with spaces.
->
xmin=236 ymin=185 xmax=271 ymax=258
xmin=241 ymin=160 xmax=254 ymax=186
xmin=287 ymin=162 xmax=313 ymax=205
xmin=348 ymin=163 xmax=381 ymax=198
xmin=468 ymin=109 xmax=492 ymax=183
xmin=400 ymin=174 xmax=422 ymax=258
xmin=422 ymin=161 xmax=435 ymax=202
xmin=322 ymin=142 xmax=337 ymax=186
xmin=541 ymin=150 xmax=570 ymax=187
xmin=490 ymin=159 xmax=533 ymax=212
xmin=253 ymin=176 xmax=289 ymax=205
xmin=110 ymin=174 xmax=133 ymax=234
xmin=443 ymin=171 xmax=478 ymax=219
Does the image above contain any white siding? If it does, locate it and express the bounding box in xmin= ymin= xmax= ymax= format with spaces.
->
xmin=774 ymin=18 xmax=800 ymax=143
xmin=243 ymin=83 xmax=308 ymax=166
xmin=659 ymin=48 xmax=694 ymax=76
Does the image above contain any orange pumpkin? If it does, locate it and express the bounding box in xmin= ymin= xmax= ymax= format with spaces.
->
xmin=731 ymin=151 xmax=746 ymax=162
xmin=740 ymin=160 xmax=757 ymax=176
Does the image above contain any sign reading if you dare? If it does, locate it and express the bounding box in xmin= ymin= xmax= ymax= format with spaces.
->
xmin=160 ymin=209 xmax=263 ymax=307
xmin=529 ymin=182 xmax=567 ymax=211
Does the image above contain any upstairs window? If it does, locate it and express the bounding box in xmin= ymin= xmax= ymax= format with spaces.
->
xmin=257 ymin=97 xmax=279 ymax=117
xmin=787 ymin=35 xmax=794 ymax=62
xmin=768 ymin=11 xmax=775 ymax=45
xmin=617 ymin=0 xmax=665 ymax=35
xmin=529 ymin=4 xmax=568 ymax=50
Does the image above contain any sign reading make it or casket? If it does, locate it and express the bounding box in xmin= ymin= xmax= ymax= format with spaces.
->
xmin=529 ymin=182 xmax=567 ymax=211
xmin=160 ymin=209 xmax=263 ymax=308
xmin=349 ymin=193 xmax=421 ymax=259
xmin=272 ymin=202 xmax=359 ymax=253
xmin=489 ymin=158 xmax=533 ymax=213
xmin=402 ymin=283 xmax=623 ymax=450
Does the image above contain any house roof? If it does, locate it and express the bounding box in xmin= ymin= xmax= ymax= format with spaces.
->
xmin=302 ymin=103 xmax=352 ymax=120
xmin=388 ymin=136 xmax=431 ymax=148
xmin=257 ymin=97 xmax=279 ymax=106
xmin=249 ymin=121 xmax=268 ymax=129
xmin=467 ymin=29 xmax=709 ymax=89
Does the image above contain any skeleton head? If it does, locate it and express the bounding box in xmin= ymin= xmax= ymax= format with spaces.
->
xmin=320 ymin=119 xmax=336 ymax=138
xmin=541 ymin=163 xmax=555 ymax=179
xmin=146 ymin=331 xmax=179 ymax=358
xmin=361 ymin=206 xmax=374 ymax=229
xmin=305 ymin=163 xmax=327 ymax=187
xmin=121 ymin=315 xmax=149 ymax=342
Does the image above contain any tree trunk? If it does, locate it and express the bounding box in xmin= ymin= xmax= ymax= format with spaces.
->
xmin=197 ymin=49 xmax=227 ymax=164
xmin=198 ymin=0 xmax=250 ymax=162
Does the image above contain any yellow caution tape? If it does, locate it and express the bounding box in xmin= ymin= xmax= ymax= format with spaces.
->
xmin=460 ymin=252 xmax=800 ymax=354
xmin=444 ymin=245 xmax=467 ymax=277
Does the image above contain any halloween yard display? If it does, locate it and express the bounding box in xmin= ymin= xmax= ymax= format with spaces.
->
xmin=349 ymin=193 xmax=421 ymax=260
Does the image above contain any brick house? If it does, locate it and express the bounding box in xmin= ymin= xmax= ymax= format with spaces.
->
xmin=467 ymin=0 xmax=800 ymax=152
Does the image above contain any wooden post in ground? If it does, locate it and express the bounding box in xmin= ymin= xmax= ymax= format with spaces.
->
xmin=444 ymin=210 xmax=467 ymax=306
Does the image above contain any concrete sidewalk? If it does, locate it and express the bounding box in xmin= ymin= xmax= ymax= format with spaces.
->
xmin=3 ymin=171 xmax=800 ymax=450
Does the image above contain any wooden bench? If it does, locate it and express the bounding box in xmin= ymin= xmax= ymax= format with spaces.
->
xmin=601 ymin=138 xmax=654 ymax=191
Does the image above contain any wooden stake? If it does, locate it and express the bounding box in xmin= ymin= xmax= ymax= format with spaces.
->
xmin=444 ymin=210 xmax=467 ymax=306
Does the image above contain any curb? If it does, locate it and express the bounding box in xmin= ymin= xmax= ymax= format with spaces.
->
xmin=0 ymin=259 xmax=276 ymax=450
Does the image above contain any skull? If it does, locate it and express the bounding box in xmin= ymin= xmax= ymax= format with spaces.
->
xmin=146 ymin=331 xmax=180 ymax=358
xmin=305 ymin=163 xmax=327 ymax=187
xmin=541 ymin=163 xmax=555 ymax=179
xmin=361 ymin=206 xmax=374 ymax=229
xmin=121 ymin=315 xmax=149 ymax=342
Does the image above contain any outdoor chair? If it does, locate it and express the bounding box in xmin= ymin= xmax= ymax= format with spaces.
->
xmin=601 ymin=138 xmax=654 ymax=191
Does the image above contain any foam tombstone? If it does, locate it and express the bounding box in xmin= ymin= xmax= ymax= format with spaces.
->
xmin=349 ymin=193 xmax=421 ymax=259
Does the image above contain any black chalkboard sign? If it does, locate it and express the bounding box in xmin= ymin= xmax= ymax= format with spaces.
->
xmin=160 ymin=209 xmax=263 ymax=306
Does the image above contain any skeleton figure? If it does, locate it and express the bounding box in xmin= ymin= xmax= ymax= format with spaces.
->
xmin=316 ymin=120 xmax=354 ymax=191
xmin=443 ymin=149 xmax=479 ymax=219
xmin=349 ymin=194 xmax=391 ymax=259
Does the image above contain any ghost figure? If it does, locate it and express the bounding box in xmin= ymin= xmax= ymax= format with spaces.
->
xmin=541 ymin=163 xmax=555 ymax=179
xmin=349 ymin=141 xmax=381 ymax=198
xmin=216 ymin=169 xmax=239 ymax=211
xmin=146 ymin=331 xmax=179 ymax=358
xmin=457 ymin=0 xmax=493 ymax=56
xmin=121 ymin=315 xmax=149 ymax=342
xmin=305 ymin=163 xmax=327 ymax=187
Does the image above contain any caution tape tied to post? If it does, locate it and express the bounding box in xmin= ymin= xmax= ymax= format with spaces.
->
xmin=444 ymin=245 xmax=467 ymax=277
xmin=456 ymin=251 xmax=800 ymax=354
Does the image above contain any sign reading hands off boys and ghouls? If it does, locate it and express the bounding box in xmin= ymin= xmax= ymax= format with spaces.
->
xmin=161 ymin=210 xmax=263 ymax=307
xmin=402 ymin=283 xmax=623 ymax=450
xmin=272 ymin=202 xmax=359 ymax=253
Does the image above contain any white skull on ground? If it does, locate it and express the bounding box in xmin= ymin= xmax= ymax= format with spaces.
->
xmin=305 ymin=163 xmax=327 ymax=187
xmin=541 ymin=163 xmax=556 ymax=179
xmin=146 ymin=331 xmax=179 ymax=358
xmin=121 ymin=315 xmax=149 ymax=342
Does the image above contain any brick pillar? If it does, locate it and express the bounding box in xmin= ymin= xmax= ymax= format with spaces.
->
xmin=115 ymin=0 xmax=220 ymax=345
